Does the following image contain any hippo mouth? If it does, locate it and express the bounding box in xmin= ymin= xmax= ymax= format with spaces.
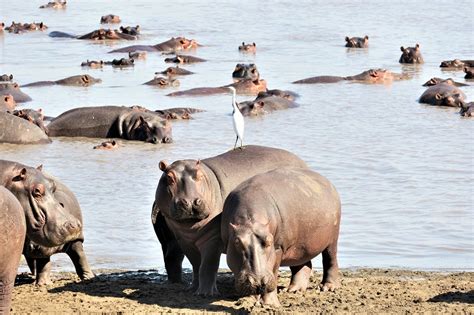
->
xmin=235 ymin=272 xmax=276 ymax=296
xmin=170 ymin=201 xmax=210 ymax=222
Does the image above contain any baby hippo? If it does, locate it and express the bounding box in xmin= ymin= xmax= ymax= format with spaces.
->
xmin=101 ymin=14 xmax=121 ymax=24
xmin=345 ymin=35 xmax=369 ymax=48
xmin=93 ymin=140 xmax=118 ymax=150
xmin=399 ymin=44 xmax=424 ymax=64
xmin=238 ymin=42 xmax=256 ymax=53
xmin=222 ymin=168 xmax=341 ymax=307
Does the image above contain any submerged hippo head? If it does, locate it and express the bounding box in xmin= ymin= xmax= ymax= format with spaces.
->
xmin=81 ymin=60 xmax=104 ymax=68
xmin=120 ymin=25 xmax=140 ymax=35
xmin=157 ymin=160 xmax=213 ymax=221
xmin=226 ymin=221 xmax=277 ymax=296
xmin=160 ymin=66 xmax=193 ymax=76
xmin=100 ymin=14 xmax=121 ymax=24
xmin=238 ymin=42 xmax=256 ymax=53
xmin=60 ymin=74 xmax=102 ymax=86
xmin=111 ymin=57 xmax=135 ymax=67
xmin=440 ymin=59 xmax=464 ymax=68
xmin=4 ymin=165 xmax=82 ymax=247
xmin=232 ymin=64 xmax=260 ymax=81
xmin=459 ymin=102 xmax=473 ymax=117
xmin=0 ymin=74 xmax=13 ymax=82
xmin=0 ymin=82 xmax=32 ymax=103
xmin=399 ymin=44 xmax=424 ymax=64
xmin=120 ymin=111 xmax=172 ymax=144
xmin=93 ymin=140 xmax=118 ymax=150
xmin=345 ymin=35 xmax=369 ymax=48
xmin=238 ymin=101 xmax=265 ymax=117
xmin=434 ymin=92 xmax=465 ymax=107
xmin=144 ymin=76 xmax=180 ymax=87
xmin=129 ymin=51 xmax=147 ymax=60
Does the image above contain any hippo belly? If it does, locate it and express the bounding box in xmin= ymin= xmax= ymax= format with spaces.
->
xmin=0 ymin=112 xmax=50 ymax=144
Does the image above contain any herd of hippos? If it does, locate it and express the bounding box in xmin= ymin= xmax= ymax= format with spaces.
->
xmin=0 ymin=1 xmax=473 ymax=312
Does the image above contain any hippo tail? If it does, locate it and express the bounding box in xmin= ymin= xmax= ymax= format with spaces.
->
xmin=49 ymin=31 xmax=76 ymax=38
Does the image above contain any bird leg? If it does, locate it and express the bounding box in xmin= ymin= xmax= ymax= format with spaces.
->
xmin=240 ymin=138 xmax=243 ymax=150
xmin=234 ymin=136 xmax=238 ymax=150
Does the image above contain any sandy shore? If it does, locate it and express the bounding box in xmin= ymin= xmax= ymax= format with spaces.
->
xmin=11 ymin=268 xmax=473 ymax=314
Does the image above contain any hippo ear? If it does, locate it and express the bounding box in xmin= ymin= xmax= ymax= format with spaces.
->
xmin=253 ymin=42 xmax=256 ymax=46
xmin=9 ymin=74 xmax=13 ymax=80
xmin=111 ymin=140 xmax=116 ymax=145
xmin=364 ymin=35 xmax=369 ymax=40
xmin=195 ymin=160 xmax=201 ymax=168
xmin=36 ymin=164 xmax=43 ymax=172
xmin=415 ymin=43 xmax=420 ymax=49
xmin=159 ymin=160 xmax=168 ymax=171
xmin=13 ymin=168 xmax=27 ymax=181
xmin=255 ymin=101 xmax=264 ymax=108
xmin=229 ymin=222 xmax=238 ymax=232
xmin=241 ymin=42 xmax=245 ymax=46
xmin=400 ymin=46 xmax=405 ymax=52
xmin=435 ymin=93 xmax=442 ymax=100
xmin=345 ymin=36 xmax=350 ymax=42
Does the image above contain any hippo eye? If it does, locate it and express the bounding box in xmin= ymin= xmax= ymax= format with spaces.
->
xmin=32 ymin=184 xmax=45 ymax=198
xmin=166 ymin=173 xmax=176 ymax=185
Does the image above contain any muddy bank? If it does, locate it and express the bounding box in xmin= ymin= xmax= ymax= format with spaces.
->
xmin=11 ymin=269 xmax=474 ymax=314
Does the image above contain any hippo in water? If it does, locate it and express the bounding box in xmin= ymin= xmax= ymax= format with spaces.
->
xmin=0 ymin=186 xmax=26 ymax=314
xmin=158 ymin=67 xmax=194 ymax=77
xmin=293 ymin=68 xmax=408 ymax=84
xmin=93 ymin=140 xmax=119 ymax=150
xmin=238 ymin=42 xmax=256 ymax=53
xmin=439 ymin=59 xmax=474 ymax=69
xmin=104 ymin=57 xmax=135 ymax=67
xmin=152 ymin=145 xmax=308 ymax=294
xmin=422 ymin=77 xmax=468 ymax=87
xmin=399 ymin=44 xmax=424 ymax=64
xmin=5 ymin=22 xmax=47 ymax=33
xmin=0 ymin=112 xmax=50 ymax=144
xmin=419 ymin=83 xmax=466 ymax=107
xmin=120 ymin=25 xmax=140 ymax=36
xmin=164 ymin=55 xmax=206 ymax=64
xmin=459 ymin=102 xmax=474 ymax=117
xmin=465 ymin=67 xmax=473 ymax=79
xmin=49 ymin=29 xmax=137 ymax=40
xmin=108 ymin=37 xmax=199 ymax=53
xmin=129 ymin=105 xmax=203 ymax=120
xmin=167 ymin=78 xmax=267 ymax=97
xmin=81 ymin=60 xmax=104 ymax=68
xmin=13 ymin=108 xmax=47 ymax=133
xmin=39 ymin=1 xmax=66 ymax=9
xmin=345 ymin=35 xmax=369 ymax=48
xmin=0 ymin=74 xmax=13 ymax=82
xmin=0 ymin=82 xmax=32 ymax=103
xmin=22 ymin=74 xmax=101 ymax=87
xmin=0 ymin=161 xmax=94 ymax=286
xmin=238 ymin=94 xmax=298 ymax=117
xmin=232 ymin=64 xmax=260 ymax=81
xmin=143 ymin=76 xmax=180 ymax=87
xmin=0 ymin=94 xmax=16 ymax=112
xmin=101 ymin=14 xmax=121 ymax=24
xmin=47 ymin=106 xmax=172 ymax=144
xmin=129 ymin=51 xmax=147 ymax=60
xmin=222 ymin=168 xmax=341 ymax=306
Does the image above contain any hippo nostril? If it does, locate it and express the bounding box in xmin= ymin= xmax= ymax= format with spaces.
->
xmin=193 ymin=198 xmax=202 ymax=208
xmin=59 ymin=202 xmax=64 ymax=208
xmin=163 ymin=137 xmax=172 ymax=143
xmin=152 ymin=137 xmax=159 ymax=144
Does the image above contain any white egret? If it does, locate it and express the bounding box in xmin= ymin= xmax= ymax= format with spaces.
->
xmin=229 ymin=86 xmax=244 ymax=150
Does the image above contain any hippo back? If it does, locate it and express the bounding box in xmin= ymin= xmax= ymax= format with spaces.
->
xmin=0 ymin=112 xmax=50 ymax=144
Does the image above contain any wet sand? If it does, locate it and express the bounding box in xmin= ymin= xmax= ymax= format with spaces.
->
xmin=11 ymin=269 xmax=473 ymax=314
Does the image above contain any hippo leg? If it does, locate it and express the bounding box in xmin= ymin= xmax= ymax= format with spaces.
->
xmin=178 ymin=242 xmax=200 ymax=292
xmin=287 ymin=261 xmax=313 ymax=292
xmin=35 ymin=257 xmax=52 ymax=286
xmin=0 ymin=279 xmax=15 ymax=314
xmin=195 ymin=238 xmax=222 ymax=296
xmin=26 ymin=257 xmax=36 ymax=275
xmin=320 ymin=242 xmax=340 ymax=292
xmin=261 ymin=290 xmax=280 ymax=307
xmin=65 ymin=241 xmax=94 ymax=281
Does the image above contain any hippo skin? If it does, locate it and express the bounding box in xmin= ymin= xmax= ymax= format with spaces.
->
xmin=49 ymin=29 xmax=137 ymax=40
xmin=345 ymin=35 xmax=369 ymax=48
xmin=47 ymin=106 xmax=172 ymax=144
xmin=100 ymin=14 xmax=121 ymax=24
xmin=221 ymin=168 xmax=341 ymax=306
xmin=108 ymin=37 xmax=199 ymax=53
xmin=167 ymin=79 xmax=267 ymax=97
xmin=232 ymin=64 xmax=260 ymax=81
xmin=0 ymin=74 xmax=13 ymax=82
xmin=422 ymin=78 xmax=468 ymax=87
xmin=93 ymin=140 xmax=118 ymax=150
xmin=439 ymin=59 xmax=474 ymax=69
xmin=0 ymin=95 xmax=16 ymax=112
xmin=293 ymin=69 xmax=407 ymax=84
xmin=164 ymin=55 xmax=206 ymax=64
xmin=152 ymin=145 xmax=308 ymax=296
xmin=22 ymin=75 xmax=101 ymax=87
xmin=0 ymin=160 xmax=94 ymax=285
xmin=238 ymin=94 xmax=298 ymax=117
xmin=0 ymin=186 xmax=26 ymax=315
xmin=143 ymin=76 xmax=179 ymax=87
xmin=0 ymin=83 xmax=32 ymax=103
xmin=399 ymin=44 xmax=424 ymax=64
xmin=0 ymin=112 xmax=50 ymax=144
xmin=238 ymin=42 xmax=256 ymax=53
xmin=39 ymin=1 xmax=66 ymax=9
xmin=13 ymin=109 xmax=47 ymax=133
xmin=419 ymin=83 xmax=466 ymax=107
xmin=460 ymin=102 xmax=474 ymax=117
xmin=158 ymin=67 xmax=194 ymax=76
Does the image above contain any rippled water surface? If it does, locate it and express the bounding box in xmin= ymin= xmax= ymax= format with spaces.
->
xmin=0 ymin=0 xmax=473 ymax=272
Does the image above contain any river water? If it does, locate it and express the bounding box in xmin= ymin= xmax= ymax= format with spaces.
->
xmin=0 ymin=0 xmax=472 ymax=272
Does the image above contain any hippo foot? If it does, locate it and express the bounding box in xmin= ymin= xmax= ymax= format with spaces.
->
xmin=36 ymin=277 xmax=52 ymax=286
xmin=319 ymin=281 xmax=339 ymax=292
xmin=260 ymin=291 xmax=281 ymax=307
xmin=185 ymin=281 xmax=199 ymax=292
xmin=81 ymin=271 xmax=96 ymax=281
xmin=284 ymin=283 xmax=308 ymax=293
xmin=194 ymin=285 xmax=220 ymax=297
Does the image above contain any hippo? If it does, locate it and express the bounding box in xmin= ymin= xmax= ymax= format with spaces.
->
xmin=108 ymin=37 xmax=199 ymax=53
xmin=238 ymin=42 xmax=256 ymax=53
xmin=143 ymin=76 xmax=179 ymax=87
xmin=81 ymin=60 xmax=104 ymax=68
xmin=22 ymin=74 xmax=101 ymax=87
xmin=399 ymin=44 xmax=424 ymax=64
xmin=93 ymin=140 xmax=118 ymax=150
xmin=0 ymin=161 xmax=94 ymax=286
xmin=0 ymin=74 xmax=13 ymax=82
xmin=0 ymin=112 xmax=50 ymax=144
xmin=129 ymin=51 xmax=147 ymax=60
xmin=104 ymin=58 xmax=135 ymax=67
xmin=0 ymin=83 xmax=32 ymax=103
xmin=232 ymin=64 xmax=260 ymax=81
xmin=101 ymin=14 xmax=121 ymax=24
xmin=47 ymin=106 xmax=172 ymax=144
xmin=345 ymin=35 xmax=369 ymax=48
xmin=158 ymin=67 xmax=194 ymax=76
xmin=460 ymin=102 xmax=474 ymax=117
xmin=221 ymin=168 xmax=341 ymax=306
xmin=238 ymin=95 xmax=298 ymax=117
xmin=120 ymin=25 xmax=140 ymax=35
xmin=50 ymin=29 xmax=137 ymax=40
xmin=0 ymin=186 xmax=26 ymax=314
xmin=422 ymin=77 xmax=468 ymax=87
xmin=256 ymin=89 xmax=298 ymax=101
xmin=39 ymin=1 xmax=66 ymax=9
xmin=419 ymin=83 xmax=466 ymax=107
xmin=5 ymin=22 xmax=47 ymax=33
xmin=164 ymin=55 xmax=206 ymax=64
xmin=154 ymin=107 xmax=204 ymax=120
xmin=167 ymin=79 xmax=267 ymax=97
xmin=465 ymin=67 xmax=473 ymax=79
xmin=152 ymin=145 xmax=308 ymax=294
xmin=293 ymin=68 xmax=408 ymax=84
xmin=13 ymin=109 xmax=47 ymax=133
xmin=439 ymin=59 xmax=474 ymax=69
xmin=0 ymin=94 xmax=16 ymax=112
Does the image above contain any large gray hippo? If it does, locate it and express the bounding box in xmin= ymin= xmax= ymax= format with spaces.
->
xmin=47 ymin=106 xmax=172 ymax=144
xmin=167 ymin=79 xmax=267 ymax=97
xmin=419 ymin=83 xmax=466 ymax=107
xmin=221 ymin=168 xmax=341 ymax=306
xmin=22 ymin=75 xmax=101 ymax=87
xmin=0 ymin=160 xmax=94 ymax=285
xmin=0 ymin=83 xmax=32 ymax=103
xmin=152 ymin=145 xmax=308 ymax=295
xmin=108 ymin=37 xmax=199 ymax=53
xmin=399 ymin=44 xmax=424 ymax=64
xmin=0 ymin=186 xmax=26 ymax=314
xmin=293 ymin=68 xmax=408 ymax=84
xmin=0 ymin=112 xmax=50 ymax=144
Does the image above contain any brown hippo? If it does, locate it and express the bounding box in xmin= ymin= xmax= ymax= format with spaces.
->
xmin=47 ymin=106 xmax=172 ymax=144
xmin=104 ymin=57 xmax=135 ymax=67
xmin=13 ymin=109 xmax=47 ymax=133
xmin=0 ymin=74 xmax=13 ymax=82
xmin=345 ymin=35 xmax=369 ymax=48
xmin=0 ymin=112 xmax=50 ymax=144
xmin=232 ymin=64 xmax=260 ymax=81
xmin=81 ymin=60 xmax=104 ymax=68
xmin=419 ymin=83 xmax=466 ymax=107
xmin=167 ymin=79 xmax=267 ymax=97
xmin=143 ymin=76 xmax=179 ymax=87
xmin=439 ymin=59 xmax=474 ymax=69
xmin=155 ymin=107 xmax=204 ymax=120
xmin=50 ymin=29 xmax=137 ymax=40
xmin=22 ymin=74 xmax=101 ymax=87
xmin=0 ymin=94 xmax=16 ymax=112
xmin=0 ymin=161 xmax=94 ymax=286
xmin=0 ymin=186 xmax=26 ymax=314
xmin=5 ymin=22 xmax=47 ymax=33
xmin=108 ymin=37 xmax=199 ymax=53
xmin=120 ymin=25 xmax=140 ymax=35
xmin=422 ymin=77 xmax=468 ymax=87
xmin=465 ymin=67 xmax=473 ymax=79
xmin=39 ymin=1 xmax=66 ymax=9
xmin=256 ymin=89 xmax=298 ymax=101
xmin=293 ymin=68 xmax=407 ymax=84
xmin=164 ymin=55 xmax=206 ymax=64
xmin=93 ymin=140 xmax=118 ymax=150
xmin=399 ymin=44 xmax=424 ymax=64
xmin=221 ymin=168 xmax=341 ymax=306
xmin=0 ymin=83 xmax=32 ymax=103
xmin=238 ymin=42 xmax=256 ymax=53
xmin=238 ymin=95 xmax=298 ymax=117
xmin=129 ymin=51 xmax=147 ymax=60
xmin=152 ymin=145 xmax=308 ymax=294
xmin=101 ymin=14 xmax=121 ymax=24
xmin=460 ymin=102 xmax=474 ymax=117
xmin=158 ymin=67 xmax=194 ymax=76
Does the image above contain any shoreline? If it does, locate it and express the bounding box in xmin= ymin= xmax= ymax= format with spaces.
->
xmin=11 ymin=268 xmax=474 ymax=313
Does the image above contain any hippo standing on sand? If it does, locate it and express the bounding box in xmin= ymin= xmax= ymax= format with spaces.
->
xmin=0 ymin=161 xmax=94 ymax=285
xmin=0 ymin=83 xmax=32 ymax=103
xmin=399 ymin=44 xmax=424 ymax=64
xmin=345 ymin=35 xmax=369 ymax=48
xmin=221 ymin=168 xmax=341 ymax=306
xmin=22 ymin=75 xmax=101 ymax=87
xmin=47 ymin=106 xmax=172 ymax=144
xmin=152 ymin=145 xmax=308 ymax=295
xmin=0 ymin=186 xmax=26 ymax=315
xmin=293 ymin=68 xmax=408 ymax=84
xmin=419 ymin=83 xmax=466 ymax=107
xmin=0 ymin=112 xmax=50 ymax=144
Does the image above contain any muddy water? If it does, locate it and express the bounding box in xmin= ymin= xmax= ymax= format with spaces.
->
xmin=0 ymin=0 xmax=472 ymax=272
